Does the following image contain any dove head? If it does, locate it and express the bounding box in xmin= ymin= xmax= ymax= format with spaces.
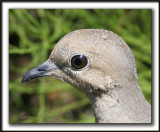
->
xmin=22 ymin=29 xmax=137 ymax=98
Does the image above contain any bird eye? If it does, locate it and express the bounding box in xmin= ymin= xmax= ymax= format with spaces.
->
xmin=70 ymin=54 xmax=88 ymax=69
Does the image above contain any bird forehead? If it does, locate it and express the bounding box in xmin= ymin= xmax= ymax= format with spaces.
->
xmin=50 ymin=30 xmax=111 ymax=56
xmin=49 ymin=32 xmax=100 ymax=64
xmin=49 ymin=41 xmax=92 ymax=67
xmin=49 ymin=29 xmax=134 ymax=70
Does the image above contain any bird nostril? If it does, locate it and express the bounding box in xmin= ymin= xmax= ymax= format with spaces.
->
xmin=37 ymin=69 xmax=45 ymax=71
xmin=37 ymin=65 xmax=49 ymax=72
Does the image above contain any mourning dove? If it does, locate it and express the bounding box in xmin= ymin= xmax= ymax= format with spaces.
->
xmin=22 ymin=29 xmax=151 ymax=123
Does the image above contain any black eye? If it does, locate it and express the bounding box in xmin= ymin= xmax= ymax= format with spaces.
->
xmin=70 ymin=54 xmax=88 ymax=69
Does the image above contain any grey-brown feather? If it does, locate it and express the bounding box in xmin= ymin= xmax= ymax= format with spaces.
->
xmin=30 ymin=29 xmax=152 ymax=123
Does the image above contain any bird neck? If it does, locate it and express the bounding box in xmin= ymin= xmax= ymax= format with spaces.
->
xmin=90 ymin=81 xmax=151 ymax=123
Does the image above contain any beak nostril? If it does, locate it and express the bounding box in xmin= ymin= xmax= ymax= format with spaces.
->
xmin=37 ymin=69 xmax=45 ymax=72
xmin=37 ymin=65 xmax=49 ymax=72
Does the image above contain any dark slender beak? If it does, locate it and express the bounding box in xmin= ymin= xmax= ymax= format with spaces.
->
xmin=22 ymin=59 xmax=58 ymax=83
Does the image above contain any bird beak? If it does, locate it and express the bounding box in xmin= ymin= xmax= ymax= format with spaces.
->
xmin=22 ymin=59 xmax=58 ymax=83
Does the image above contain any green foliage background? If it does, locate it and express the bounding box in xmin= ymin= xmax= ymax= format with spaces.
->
xmin=9 ymin=9 xmax=151 ymax=123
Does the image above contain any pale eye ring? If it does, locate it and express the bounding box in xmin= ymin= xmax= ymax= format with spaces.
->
xmin=69 ymin=54 xmax=89 ymax=70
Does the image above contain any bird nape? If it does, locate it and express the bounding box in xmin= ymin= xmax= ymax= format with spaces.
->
xmin=22 ymin=29 xmax=151 ymax=123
